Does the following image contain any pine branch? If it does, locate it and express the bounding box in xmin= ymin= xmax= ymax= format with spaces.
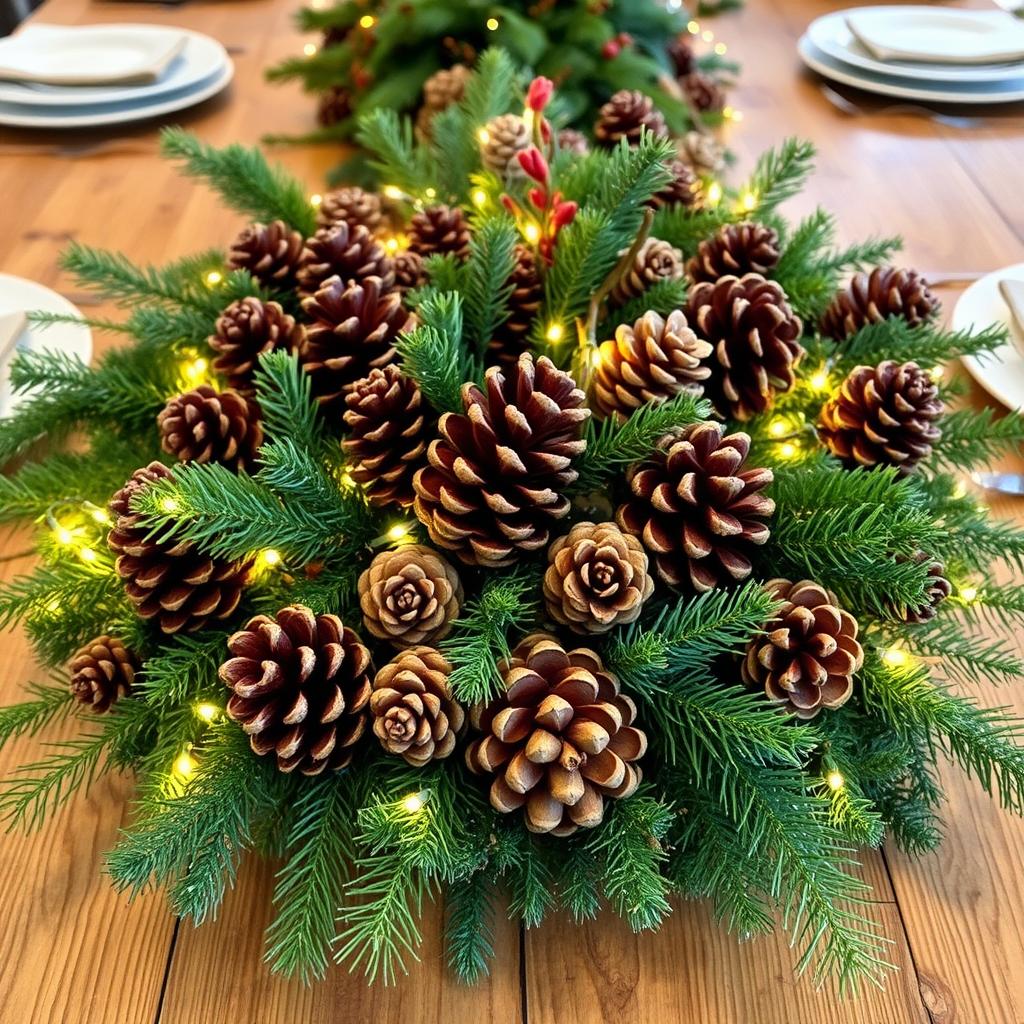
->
xmin=462 ymin=215 xmax=518 ymax=356
xmin=0 ymin=683 xmax=75 ymax=749
xmin=556 ymin=843 xmax=602 ymax=923
xmin=138 ymin=633 xmax=227 ymax=707
xmin=397 ymin=292 xmax=474 ymax=413
xmin=604 ymin=278 xmax=689 ymax=332
xmin=741 ymin=138 xmax=816 ymax=215
xmin=252 ymin=350 xmax=325 ymax=454
xmin=354 ymin=108 xmax=432 ymax=197
xmin=445 ymin=870 xmax=496 ymax=984
xmin=929 ymin=408 xmax=1024 ymax=473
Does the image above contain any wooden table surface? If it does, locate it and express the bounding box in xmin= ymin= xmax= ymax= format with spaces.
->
xmin=1 ymin=0 xmax=1023 ymax=1021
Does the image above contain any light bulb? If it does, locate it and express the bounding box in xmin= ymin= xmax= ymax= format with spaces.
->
xmin=486 ymin=16 xmax=499 ymax=30
xmin=741 ymin=191 xmax=757 ymax=212
xmin=183 ymin=356 xmax=208 ymax=382
xmin=55 ymin=526 xmax=74 ymax=545
xmin=309 ymin=193 xmax=323 ymax=207
xmin=472 ymin=189 xmax=488 ymax=208
xmin=810 ymin=370 xmax=829 ymax=391
xmin=687 ymin=20 xmax=700 ymax=34
xmin=79 ymin=547 xmax=97 ymax=562
xmin=706 ymin=182 xmax=723 ymax=207
xmin=402 ymin=791 xmax=427 ymax=813
xmin=383 ymin=185 xmax=403 ymax=200
xmin=477 ymin=127 xmax=490 ymax=145
xmin=959 ymin=585 xmax=978 ymax=603
xmin=303 ymin=43 xmax=318 ymax=57
xmin=768 ymin=418 xmax=788 ymax=438
xmin=545 ymin=323 xmax=564 ymax=343
xmin=714 ymin=42 xmax=727 ymax=56
xmin=779 ymin=442 xmax=797 ymax=459
xmin=358 ymin=14 xmax=376 ymax=28
xmin=160 ymin=496 xmax=180 ymax=514
xmin=195 ymin=703 xmax=219 ymax=722
xmin=826 ymin=771 xmax=845 ymax=791
xmin=883 ymin=648 xmax=908 ymax=668
xmin=523 ymin=222 xmax=541 ymax=244
xmin=173 ymin=751 xmax=196 ymax=778
xmin=387 ymin=523 xmax=410 ymax=542
xmin=259 ymin=549 xmax=282 ymax=568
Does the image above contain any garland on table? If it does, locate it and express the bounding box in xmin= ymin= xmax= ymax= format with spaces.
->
xmin=2 ymin=50 xmax=1024 ymax=992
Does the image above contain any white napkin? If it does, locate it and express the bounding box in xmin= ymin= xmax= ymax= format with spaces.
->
xmin=0 ymin=24 xmax=187 ymax=85
xmin=0 ymin=311 xmax=25 ymax=371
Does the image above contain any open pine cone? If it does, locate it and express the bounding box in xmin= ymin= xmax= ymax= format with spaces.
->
xmin=611 ymin=237 xmax=684 ymax=305
xmin=407 ymin=205 xmax=472 ymax=261
xmin=820 ymin=267 xmax=939 ymax=342
xmin=481 ymin=113 xmax=531 ymax=181
xmin=465 ymin=633 xmax=646 ymax=836
xmin=617 ymin=421 xmax=775 ymax=592
xmin=681 ymin=71 xmax=726 ymax=113
xmin=678 ymin=130 xmax=725 ymax=176
xmin=557 ymin=129 xmax=590 ymax=156
xmin=316 ymin=86 xmax=351 ymax=128
xmin=487 ymin=244 xmax=543 ymax=369
xmin=296 ymin=223 xmax=394 ymax=296
xmin=416 ymin=64 xmax=471 ymax=137
xmin=594 ymin=90 xmax=669 ymax=147
xmin=158 ymin=385 xmax=263 ymax=473
xmin=667 ymin=35 xmax=697 ymax=76
xmin=69 ymin=635 xmax=137 ymax=713
xmin=413 ymin=353 xmax=590 ymax=567
xmin=392 ymin=250 xmax=428 ymax=296
xmin=649 ymin=159 xmax=702 ymax=210
xmin=316 ymin=186 xmax=385 ymax=234
xmin=228 ymin=220 xmax=304 ymax=291
xmin=209 ymin=297 xmax=303 ymax=394
xmin=887 ymin=552 xmax=952 ymax=624
xmin=687 ymin=222 xmax=780 ymax=284
xmin=742 ymin=579 xmax=863 ymax=720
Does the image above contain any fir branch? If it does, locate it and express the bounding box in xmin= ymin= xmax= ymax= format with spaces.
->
xmin=557 ymin=843 xmax=602 ymax=923
xmin=505 ymin=836 xmax=555 ymax=928
xmin=252 ymin=350 xmax=325 ymax=454
xmin=397 ymin=292 xmax=474 ymax=413
xmin=462 ymin=215 xmax=518 ymax=356
xmin=604 ymin=277 xmax=689 ymax=332
xmin=445 ymin=870 xmax=496 ymax=984
xmin=355 ymin=108 xmax=432 ymax=197
xmin=899 ymin=621 xmax=1024 ymax=688
xmin=741 ymin=138 xmax=816 ymax=215
xmin=0 ymin=683 xmax=75 ymax=749
xmin=929 ymin=408 xmax=1024 ymax=473
xmin=138 ymin=633 xmax=227 ymax=707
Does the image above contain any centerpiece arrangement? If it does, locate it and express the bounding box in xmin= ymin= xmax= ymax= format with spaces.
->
xmin=2 ymin=50 xmax=1023 ymax=993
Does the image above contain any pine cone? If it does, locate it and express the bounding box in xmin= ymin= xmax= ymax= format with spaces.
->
xmin=649 ymin=159 xmax=702 ymax=210
xmin=371 ymin=646 xmax=465 ymax=765
xmin=228 ymin=221 xmax=305 ymax=290
xmin=342 ymin=365 xmax=430 ymax=508
xmin=413 ymin=353 xmax=590 ymax=567
xmin=543 ymin=522 xmax=654 ymax=634
xmin=407 ymin=205 xmax=472 ymax=261
xmin=416 ymin=64 xmax=471 ymax=137
xmin=108 ymin=463 xmax=250 ymax=634
xmin=681 ymin=72 xmax=726 ymax=114
xmin=820 ymin=267 xmax=939 ymax=342
xmin=557 ymin=129 xmax=590 ymax=156
xmin=818 ymin=360 xmax=942 ymax=473
xmin=208 ymin=297 xmax=303 ymax=394
xmin=481 ymin=113 xmax=531 ymax=181
xmin=358 ymin=544 xmax=463 ymax=648
xmin=617 ymin=421 xmax=775 ymax=592
xmin=297 ymin=223 xmax=394 ymax=296
xmin=69 ymin=635 xmax=136 ymax=713
xmin=220 ymin=605 xmax=372 ymax=774
xmin=465 ymin=633 xmax=646 ymax=836
xmin=687 ymin=273 xmax=804 ymax=421
xmin=667 ymin=36 xmax=697 ymax=76
xmin=593 ymin=310 xmax=711 ymax=421
xmin=678 ymin=130 xmax=725 ymax=175
xmin=392 ymin=250 xmax=427 ymax=296
xmin=742 ymin=579 xmax=863 ymax=719
xmin=317 ymin=86 xmax=351 ymax=128
xmin=300 ymin=275 xmax=416 ymax=414
xmin=595 ymin=90 xmax=669 ymax=148
xmin=687 ymin=222 xmax=780 ymax=284
xmin=316 ymin=186 xmax=385 ymax=234
xmin=611 ymin=238 xmax=684 ymax=305
xmin=487 ymin=244 xmax=543 ymax=368
xmin=888 ymin=552 xmax=952 ymax=624
xmin=158 ymin=385 xmax=263 ymax=473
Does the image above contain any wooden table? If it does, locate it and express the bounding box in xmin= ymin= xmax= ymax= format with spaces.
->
xmin=1 ymin=0 xmax=1023 ymax=1021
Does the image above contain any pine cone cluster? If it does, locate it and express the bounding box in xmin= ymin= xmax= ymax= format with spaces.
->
xmin=617 ymin=422 xmax=775 ymax=592
xmin=649 ymin=159 xmax=702 ymax=210
xmin=417 ymin=64 xmax=471 ymax=137
xmin=821 ymin=267 xmax=939 ymax=342
xmin=209 ymin=297 xmax=303 ymax=394
xmin=228 ymin=221 xmax=304 ymax=291
xmin=488 ymin=245 xmax=543 ymax=368
xmin=594 ymin=90 xmax=669 ymax=147
xmin=611 ymin=238 xmax=684 ymax=305
xmin=687 ymin=223 xmax=780 ymax=284
xmin=742 ymin=579 xmax=863 ymax=720
xmin=818 ymin=360 xmax=942 ymax=473
xmin=465 ymin=633 xmax=646 ymax=836
xmin=407 ymin=205 xmax=472 ymax=261
xmin=316 ymin=186 xmax=385 ymax=234
xmin=682 ymin=72 xmax=726 ymax=113
xmin=220 ymin=605 xmax=372 ymax=774
xmin=158 ymin=385 xmax=263 ymax=473
xmin=297 ymin=223 xmax=394 ymax=296
xmin=481 ymin=113 xmax=531 ymax=181
xmin=888 ymin=552 xmax=952 ymax=624
xmin=69 ymin=635 xmax=137 ymax=713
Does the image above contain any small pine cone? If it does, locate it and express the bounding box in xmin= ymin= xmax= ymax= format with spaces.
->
xmin=316 ymin=186 xmax=385 ymax=234
xmin=593 ymin=310 xmax=712 ymax=421
xmin=667 ymin=36 xmax=697 ymax=76
xmin=228 ymin=221 xmax=305 ymax=291
xmin=465 ymin=633 xmax=647 ymax=836
xmin=687 ymin=222 xmax=781 ymax=284
xmin=208 ymin=297 xmax=304 ymax=394
xmin=220 ymin=605 xmax=372 ymax=774
xmin=557 ymin=129 xmax=590 ymax=156
xmin=595 ymin=90 xmax=669 ymax=148
xmin=297 ymin=222 xmax=394 ymax=296
xmin=742 ymin=579 xmax=863 ymax=720
xmin=649 ymin=159 xmax=702 ymax=210
xmin=487 ymin=244 xmax=543 ymax=368
xmin=371 ymin=646 xmax=465 ymax=765
xmin=342 ymin=365 xmax=429 ymax=508
xmin=158 ymin=385 xmax=263 ymax=473
xmin=69 ymin=635 xmax=136 ymax=713
xmin=481 ymin=113 xmax=531 ymax=181
xmin=678 ymin=130 xmax=725 ymax=176
xmin=359 ymin=544 xmax=463 ymax=649
xmin=888 ymin=552 xmax=952 ymax=624
xmin=392 ymin=250 xmax=428 ymax=296
xmin=300 ymin=275 xmax=416 ymax=414
xmin=611 ymin=237 xmax=684 ymax=305
xmin=108 ymin=463 xmax=250 ymax=634
xmin=317 ymin=86 xmax=351 ymax=128
xmin=687 ymin=273 xmax=804 ymax=421
xmin=407 ymin=204 xmax=472 ymax=261
xmin=416 ymin=64 xmax=471 ymax=136
xmin=820 ymin=267 xmax=939 ymax=342
xmin=543 ymin=521 xmax=654 ymax=634
xmin=818 ymin=360 xmax=942 ymax=473
xmin=681 ymin=72 xmax=726 ymax=114
xmin=413 ymin=353 xmax=590 ymax=567
xmin=617 ymin=421 xmax=775 ymax=592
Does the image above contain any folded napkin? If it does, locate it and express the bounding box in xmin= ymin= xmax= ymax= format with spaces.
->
xmin=0 ymin=24 xmax=187 ymax=85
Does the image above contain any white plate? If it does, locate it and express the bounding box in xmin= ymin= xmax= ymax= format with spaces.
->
xmin=807 ymin=10 xmax=1024 ymax=84
xmin=0 ymin=274 xmax=92 ymax=417
xmin=0 ymin=57 xmax=233 ymax=128
xmin=798 ymin=36 xmax=1024 ymax=105
xmin=0 ymin=29 xmax=228 ymax=107
xmin=955 ymin=264 xmax=1024 ymax=412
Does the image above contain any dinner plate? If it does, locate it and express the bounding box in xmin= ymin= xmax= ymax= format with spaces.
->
xmin=955 ymin=264 xmax=1024 ymax=412
xmin=798 ymin=36 xmax=1024 ymax=105
xmin=807 ymin=10 xmax=1024 ymax=84
xmin=0 ymin=29 xmax=228 ymax=107
xmin=0 ymin=275 xmax=92 ymax=417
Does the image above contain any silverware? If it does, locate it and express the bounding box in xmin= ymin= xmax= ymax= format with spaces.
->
xmin=971 ymin=471 xmax=1024 ymax=495
xmin=818 ymin=82 xmax=984 ymax=130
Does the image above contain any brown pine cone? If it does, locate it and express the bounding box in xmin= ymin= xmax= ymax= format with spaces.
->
xmin=300 ymin=275 xmax=416 ymax=414
xmin=649 ymin=159 xmax=702 ymax=210
xmin=208 ymin=297 xmax=304 ymax=394
xmin=667 ymin=36 xmax=697 ymax=76
xmin=358 ymin=543 xmax=463 ymax=648
xmin=407 ymin=205 xmax=472 ymax=261
xmin=593 ymin=310 xmax=712 ymax=421
xmin=681 ymin=72 xmax=726 ymax=114
xmin=617 ymin=421 xmax=774 ymax=592
xmin=888 ymin=552 xmax=952 ymax=624
xmin=316 ymin=186 xmax=385 ymax=234
xmin=371 ymin=646 xmax=465 ymax=765
xmin=342 ymin=365 xmax=430 ymax=508
xmin=594 ymin=90 xmax=669 ymax=148
xmin=687 ymin=273 xmax=804 ymax=421
xmin=297 ymin=223 xmax=394 ymax=296
xmin=820 ymin=267 xmax=939 ymax=342
xmin=557 ymin=129 xmax=590 ymax=156
xmin=487 ymin=244 xmax=543 ymax=368
xmin=611 ymin=237 xmax=684 ymax=305
xmin=108 ymin=463 xmax=250 ymax=634
xmin=317 ymin=86 xmax=351 ymax=128
xmin=158 ymin=385 xmax=263 ymax=473
xmin=818 ymin=360 xmax=942 ymax=473
xmin=416 ymin=64 xmax=471 ymax=137
xmin=465 ymin=633 xmax=646 ymax=836
xmin=481 ymin=113 xmax=531 ymax=181
xmin=413 ymin=353 xmax=590 ymax=567
xmin=543 ymin=522 xmax=654 ymax=634
xmin=228 ymin=221 xmax=305 ymax=291
xmin=220 ymin=605 xmax=372 ymax=774
xmin=687 ymin=222 xmax=781 ymax=284
xmin=742 ymin=579 xmax=863 ymax=720
xmin=392 ymin=250 xmax=427 ymax=296
xmin=69 ymin=635 xmax=136 ymax=713
xmin=678 ymin=130 xmax=725 ymax=176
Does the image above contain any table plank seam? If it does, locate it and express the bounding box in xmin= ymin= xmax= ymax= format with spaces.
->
xmin=153 ymin=916 xmax=182 ymax=1024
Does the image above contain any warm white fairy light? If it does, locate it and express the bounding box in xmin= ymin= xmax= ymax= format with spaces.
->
xmin=173 ymin=750 xmax=196 ymax=778
xmin=79 ymin=547 xmax=97 ymax=563
xmin=472 ymin=188 xmax=488 ymax=208
xmin=259 ymin=548 xmax=282 ymax=569
xmin=779 ymin=442 xmax=798 ymax=459
xmin=204 ymin=270 xmax=223 ymax=287
xmin=826 ymin=771 xmax=845 ymax=791
xmin=706 ymin=181 xmax=723 ymax=207
xmin=769 ymin=418 xmax=788 ymax=438
xmin=424 ymin=187 xmax=437 ymax=200
xmin=90 ymin=507 xmax=111 ymax=525
xmin=931 ymin=365 xmax=944 ymax=380
xmin=701 ymin=29 xmax=714 ymax=43
xmin=55 ymin=525 xmax=74 ymax=546
xmin=309 ymin=193 xmax=323 ymax=208
xmin=383 ymin=185 xmax=404 ymax=201
xmin=182 ymin=356 xmax=208 ymax=383
xmin=485 ymin=16 xmax=499 ymax=30
xmin=882 ymin=648 xmax=909 ymax=668
xmin=810 ymin=369 xmax=829 ymax=392
xmin=160 ymin=496 xmax=180 ymax=514
xmin=687 ymin=20 xmax=700 ymax=34
xmin=959 ymin=585 xmax=979 ymax=603
xmin=387 ymin=523 xmax=411 ymax=543
xmin=402 ymin=790 xmax=429 ymax=813
xmin=714 ymin=42 xmax=728 ymax=56
xmin=545 ymin=323 xmax=564 ymax=344
xmin=477 ymin=127 xmax=490 ymax=145
xmin=523 ymin=222 xmax=541 ymax=244
xmin=303 ymin=42 xmax=318 ymax=57
xmin=195 ymin=703 xmax=219 ymax=723
xmin=358 ymin=14 xmax=376 ymax=28
xmin=740 ymin=190 xmax=758 ymax=213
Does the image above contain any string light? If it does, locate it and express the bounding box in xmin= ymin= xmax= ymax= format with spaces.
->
xmin=724 ymin=107 xmax=744 ymax=123
xmin=358 ymin=14 xmax=376 ymax=28
xmin=687 ymin=20 xmax=700 ymax=33
xmin=953 ymin=479 xmax=969 ymax=500
xmin=383 ymin=185 xmax=404 ymax=201
xmin=79 ymin=547 xmax=97 ymax=563
xmin=882 ymin=648 xmax=909 ymax=668
xmin=959 ymin=585 xmax=979 ymax=603
xmin=930 ymin=365 xmax=944 ymax=380
xmin=160 ymin=496 xmax=180 ymax=514
xmin=768 ymin=418 xmax=789 ymax=438
xmin=402 ymin=790 xmax=428 ymax=813
xmin=706 ymin=182 xmax=723 ymax=207
xmin=195 ymin=703 xmax=219 ymax=723
xmin=173 ymin=750 xmax=196 ymax=779
xmin=259 ymin=548 xmax=282 ymax=569
xmin=89 ymin=507 xmax=111 ymax=525
xmin=826 ymin=771 xmax=845 ymax=791
xmin=204 ymin=270 xmax=223 ymax=288
xmin=810 ymin=369 xmax=829 ymax=392
xmin=485 ymin=16 xmax=499 ymax=30
xmin=182 ymin=356 xmax=208 ymax=383
xmin=477 ymin=127 xmax=490 ymax=145
xmin=55 ymin=525 xmax=74 ymax=545
xmin=714 ymin=42 xmax=728 ymax=56
xmin=303 ymin=42 xmax=318 ymax=57
xmin=740 ymin=190 xmax=758 ymax=213
xmin=779 ymin=442 xmax=798 ymax=459
xmin=387 ymin=523 xmax=411 ymax=543
xmin=701 ymin=29 xmax=715 ymax=43
xmin=523 ymin=222 xmax=541 ymax=244
xmin=424 ymin=187 xmax=437 ymax=200
xmin=545 ymin=323 xmax=564 ymax=344
xmin=471 ymin=188 xmax=488 ymax=208
xmin=309 ymin=193 xmax=323 ymax=208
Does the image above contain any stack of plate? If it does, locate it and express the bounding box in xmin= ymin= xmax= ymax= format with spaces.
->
xmin=0 ymin=24 xmax=233 ymax=129
xmin=799 ymin=6 xmax=1024 ymax=106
